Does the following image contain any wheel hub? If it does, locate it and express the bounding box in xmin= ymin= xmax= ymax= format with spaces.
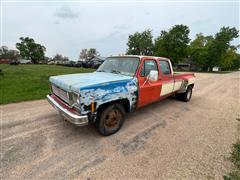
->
xmin=104 ymin=109 xmax=122 ymax=128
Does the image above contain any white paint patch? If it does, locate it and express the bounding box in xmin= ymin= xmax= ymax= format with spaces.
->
xmin=188 ymin=77 xmax=195 ymax=85
xmin=160 ymin=82 xmax=174 ymax=96
xmin=173 ymin=81 xmax=183 ymax=92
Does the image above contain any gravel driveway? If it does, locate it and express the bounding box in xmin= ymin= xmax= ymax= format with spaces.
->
xmin=1 ymin=72 xmax=239 ymax=179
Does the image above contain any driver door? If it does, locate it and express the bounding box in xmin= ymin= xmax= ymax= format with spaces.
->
xmin=137 ymin=59 xmax=161 ymax=107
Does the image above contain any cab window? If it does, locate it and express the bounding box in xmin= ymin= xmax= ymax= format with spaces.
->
xmin=140 ymin=60 xmax=158 ymax=77
xmin=159 ymin=60 xmax=171 ymax=75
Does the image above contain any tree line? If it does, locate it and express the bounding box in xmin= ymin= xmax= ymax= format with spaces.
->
xmin=126 ymin=25 xmax=239 ymax=71
xmin=0 ymin=37 xmax=100 ymax=64
xmin=1 ymin=24 xmax=239 ymax=71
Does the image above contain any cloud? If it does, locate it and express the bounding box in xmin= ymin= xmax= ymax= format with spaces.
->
xmin=55 ymin=6 xmax=79 ymax=19
xmin=54 ymin=20 xmax=60 ymax=25
xmin=113 ymin=24 xmax=130 ymax=30
xmin=145 ymin=12 xmax=151 ymax=15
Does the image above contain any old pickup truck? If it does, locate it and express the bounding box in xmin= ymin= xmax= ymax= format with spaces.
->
xmin=47 ymin=56 xmax=195 ymax=135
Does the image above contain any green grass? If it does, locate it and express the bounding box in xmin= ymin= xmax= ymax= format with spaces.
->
xmin=0 ymin=64 xmax=94 ymax=105
xmin=224 ymin=140 xmax=240 ymax=180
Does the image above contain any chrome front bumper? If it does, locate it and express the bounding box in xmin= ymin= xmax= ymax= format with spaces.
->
xmin=47 ymin=95 xmax=88 ymax=126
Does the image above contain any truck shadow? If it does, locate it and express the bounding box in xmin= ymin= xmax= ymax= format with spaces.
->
xmin=62 ymin=97 xmax=177 ymax=138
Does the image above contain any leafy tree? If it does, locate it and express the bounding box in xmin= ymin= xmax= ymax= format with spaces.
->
xmin=0 ymin=46 xmax=20 ymax=60
xmin=0 ymin=46 xmax=8 ymax=57
xmin=126 ymin=29 xmax=154 ymax=56
xmin=189 ymin=34 xmax=213 ymax=71
xmin=231 ymin=53 xmax=240 ymax=70
xmin=189 ymin=27 xmax=239 ymax=71
xmin=154 ymin=24 xmax=190 ymax=64
xmin=207 ymin=27 xmax=239 ymax=69
xmin=220 ymin=49 xmax=237 ymax=70
xmin=16 ymin=37 xmax=46 ymax=64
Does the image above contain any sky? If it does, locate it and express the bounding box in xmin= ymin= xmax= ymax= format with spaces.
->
xmin=1 ymin=0 xmax=239 ymax=60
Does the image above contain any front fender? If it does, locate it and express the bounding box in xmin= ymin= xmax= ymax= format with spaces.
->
xmin=79 ymin=78 xmax=138 ymax=115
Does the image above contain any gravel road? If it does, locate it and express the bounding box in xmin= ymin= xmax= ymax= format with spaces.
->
xmin=1 ymin=72 xmax=240 ymax=179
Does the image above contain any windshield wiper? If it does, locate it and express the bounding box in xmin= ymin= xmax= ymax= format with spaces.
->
xmin=111 ymin=70 xmax=121 ymax=74
xmin=97 ymin=70 xmax=105 ymax=72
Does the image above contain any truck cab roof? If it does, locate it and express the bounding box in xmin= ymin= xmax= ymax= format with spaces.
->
xmin=109 ymin=55 xmax=170 ymax=61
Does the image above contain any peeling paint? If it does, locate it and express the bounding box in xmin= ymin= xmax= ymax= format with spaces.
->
xmin=79 ymin=77 xmax=138 ymax=115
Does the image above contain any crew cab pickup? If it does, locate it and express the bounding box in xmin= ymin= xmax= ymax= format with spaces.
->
xmin=47 ymin=56 xmax=195 ymax=135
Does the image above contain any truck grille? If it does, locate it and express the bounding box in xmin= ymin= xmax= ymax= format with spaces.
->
xmin=51 ymin=84 xmax=70 ymax=104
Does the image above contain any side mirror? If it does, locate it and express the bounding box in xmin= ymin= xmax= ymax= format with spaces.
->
xmin=148 ymin=70 xmax=158 ymax=82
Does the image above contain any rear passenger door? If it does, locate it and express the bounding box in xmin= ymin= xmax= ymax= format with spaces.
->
xmin=159 ymin=60 xmax=174 ymax=97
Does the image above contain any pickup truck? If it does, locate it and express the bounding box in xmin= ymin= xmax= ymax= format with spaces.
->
xmin=47 ymin=55 xmax=195 ymax=135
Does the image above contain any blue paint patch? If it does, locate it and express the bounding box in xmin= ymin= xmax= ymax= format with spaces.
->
xmin=49 ymin=72 xmax=138 ymax=116
xmin=49 ymin=72 xmax=133 ymax=92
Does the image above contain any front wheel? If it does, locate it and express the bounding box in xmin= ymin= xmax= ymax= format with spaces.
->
xmin=176 ymin=86 xmax=193 ymax=102
xmin=96 ymin=104 xmax=126 ymax=136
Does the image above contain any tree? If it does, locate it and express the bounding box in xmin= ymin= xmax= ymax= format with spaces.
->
xmin=154 ymin=24 xmax=190 ymax=64
xmin=126 ymin=30 xmax=154 ymax=56
xmin=188 ymin=26 xmax=239 ymax=71
xmin=87 ymin=48 xmax=99 ymax=60
xmin=79 ymin=49 xmax=88 ymax=61
xmin=231 ymin=53 xmax=240 ymax=70
xmin=189 ymin=34 xmax=213 ymax=71
xmin=79 ymin=48 xmax=99 ymax=61
xmin=16 ymin=37 xmax=46 ymax=64
xmin=207 ymin=27 xmax=239 ymax=69
xmin=220 ymin=49 xmax=237 ymax=70
xmin=0 ymin=46 xmax=8 ymax=57
xmin=52 ymin=54 xmax=69 ymax=63
xmin=0 ymin=46 xmax=20 ymax=60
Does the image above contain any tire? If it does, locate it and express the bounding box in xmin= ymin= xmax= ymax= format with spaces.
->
xmin=176 ymin=86 xmax=193 ymax=102
xmin=96 ymin=103 xmax=126 ymax=136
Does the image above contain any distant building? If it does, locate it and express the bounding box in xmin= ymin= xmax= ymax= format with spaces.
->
xmin=47 ymin=60 xmax=55 ymax=65
xmin=88 ymin=56 xmax=106 ymax=68
xmin=212 ymin=66 xmax=221 ymax=72
xmin=47 ymin=59 xmax=69 ymax=65
xmin=89 ymin=56 xmax=106 ymax=62
xmin=19 ymin=59 xmax=32 ymax=64
xmin=0 ymin=59 xmax=11 ymax=64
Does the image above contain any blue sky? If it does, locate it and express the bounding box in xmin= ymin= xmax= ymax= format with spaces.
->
xmin=2 ymin=1 xmax=239 ymax=60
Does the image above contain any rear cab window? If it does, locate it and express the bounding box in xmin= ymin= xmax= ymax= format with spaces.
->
xmin=159 ymin=60 xmax=171 ymax=75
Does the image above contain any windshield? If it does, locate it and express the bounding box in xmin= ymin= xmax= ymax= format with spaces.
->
xmin=97 ymin=57 xmax=139 ymax=77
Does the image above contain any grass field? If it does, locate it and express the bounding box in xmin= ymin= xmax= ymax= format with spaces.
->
xmin=0 ymin=64 xmax=94 ymax=105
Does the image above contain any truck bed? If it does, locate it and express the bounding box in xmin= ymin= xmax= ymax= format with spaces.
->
xmin=173 ymin=72 xmax=195 ymax=81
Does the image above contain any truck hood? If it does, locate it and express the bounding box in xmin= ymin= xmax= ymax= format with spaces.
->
xmin=49 ymin=72 xmax=133 ymax=92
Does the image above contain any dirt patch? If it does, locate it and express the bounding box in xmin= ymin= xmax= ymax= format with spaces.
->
xmin=1 ymin=72 xmax=239 ymax=179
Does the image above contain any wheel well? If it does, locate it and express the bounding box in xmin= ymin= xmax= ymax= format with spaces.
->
xmin=189 ymin=83 xmax=194 ymax=88
xmin=97 ymin=99 xmax=130 ymax=115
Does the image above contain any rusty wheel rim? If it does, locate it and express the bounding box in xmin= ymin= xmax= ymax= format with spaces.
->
xmin=104 ymin=109 xmax=122 ymax=129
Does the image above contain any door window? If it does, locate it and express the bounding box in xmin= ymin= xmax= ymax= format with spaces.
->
xmin=159 ymin=61 xmax=171 ymax=75
xmin=140 ymin=60 xmax=158 ymax=77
